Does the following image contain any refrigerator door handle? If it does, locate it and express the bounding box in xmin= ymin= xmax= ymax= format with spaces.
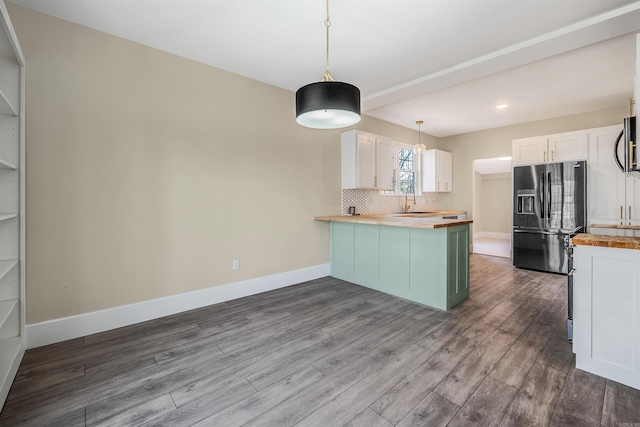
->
xmin=513 ymin=226 xmax=582 ymax=236
xmin=547 ymin=172 xmax=552 ymax=219
xmin=514 ymin=229 xmax=557 ymax=236
xmin=539 ymin=173 xmax=545 ymax=219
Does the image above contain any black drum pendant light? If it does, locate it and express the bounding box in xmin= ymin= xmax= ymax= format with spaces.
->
xmin=296 ymin=0 xmax=361 ymax=129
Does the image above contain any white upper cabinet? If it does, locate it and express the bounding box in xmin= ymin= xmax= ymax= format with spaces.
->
xmin=422 ymin=149 xmax=452 ymax=193
xmin=587 ymin=125 xmax=625 ymax=229
xmin=548 ymin=131 xmax=588 ymax=162
xmin=512 ymin=131 xmax=587 ymax=166
xmin=586 ymin=124 xmax=640 ymax=237
xmin=512 ymin=136 xmax=547 ymax=166
xmin=341 ymin=130 xmax=393 ymax=190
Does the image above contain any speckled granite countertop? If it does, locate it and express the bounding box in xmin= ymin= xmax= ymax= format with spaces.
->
xmin=571 ymin=233 xmax=640 ymax=250
xmin=314 ymin=211 xmax=471 ymax=229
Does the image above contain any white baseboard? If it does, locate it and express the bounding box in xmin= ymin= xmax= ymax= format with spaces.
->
xmin=474 ymin=231 xmax=511 ymax=241
xmin=26 ymin=263 xmax=330 ymax=349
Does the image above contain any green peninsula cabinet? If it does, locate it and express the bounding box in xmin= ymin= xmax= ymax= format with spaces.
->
xmin=329 ymin=221 xmax=470 ymax=310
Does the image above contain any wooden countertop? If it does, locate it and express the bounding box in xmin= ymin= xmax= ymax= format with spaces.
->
xmin=572 ymin=233 xmax=640 ymax=250
xmin=314 ymin=211 xmax=472 ymax=229
xmin=590 ymin=223 xmax=640 ymax=230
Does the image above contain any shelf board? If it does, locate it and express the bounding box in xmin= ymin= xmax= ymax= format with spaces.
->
xmin=0 ymin=299 xmax=16 ymax=330
xmin=0 ymin=335 xmax=21 ymax=375
xmin=0 ymin=158 xmax=16 ymax=170
xmin=0 ymin=260 xmax=17 ymax=282
xmin=0 ymin=213 xmax=16 ymax=222
xmin=0 ymin=89 xmax=16 ymax=117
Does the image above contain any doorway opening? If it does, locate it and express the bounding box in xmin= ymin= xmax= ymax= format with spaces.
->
xmin=472 ymin=157 xmax=512 ymax=258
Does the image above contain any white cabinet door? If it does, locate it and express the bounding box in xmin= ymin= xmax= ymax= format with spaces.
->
xmin=421 ymin=150 xmax=436 ymax=192
xmin=421 ymin=149 xmax=452 ymax=193
xmin=376 ymin=136 xmax=394 ymax=191
xmin=549 ymin=131 xmax=588 ymax=162
xmin=356 ymin=134 xmax=376 ymax=189
xmin=587 ymin=125 xmax=625 ymax=226
xmin=573 ymin=245 xmax=640 ymax=390
xmin=512 ymin=136 xmax=547 ymax=166
xmin=625 ymin=177 xmax=640 ymax=224
xmin=443 ymin=151 xmax=452 ymax=192
xmin=435 ymin=150 xmax=445 ymax=192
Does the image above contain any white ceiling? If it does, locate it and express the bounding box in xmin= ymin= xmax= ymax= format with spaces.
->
xmin=8 ymin=0 xmax=640 ymax=137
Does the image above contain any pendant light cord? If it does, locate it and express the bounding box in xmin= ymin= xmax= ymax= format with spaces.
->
xmin=322 ymin=0 xmax=335 ymax=82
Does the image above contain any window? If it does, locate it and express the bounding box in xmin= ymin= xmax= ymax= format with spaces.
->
xmin=382 ymin=142 xmax=418 ymax=195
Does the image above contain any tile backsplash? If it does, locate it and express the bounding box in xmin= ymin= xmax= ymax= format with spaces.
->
xmin=342 ymin=189 xmax=442 ymax=215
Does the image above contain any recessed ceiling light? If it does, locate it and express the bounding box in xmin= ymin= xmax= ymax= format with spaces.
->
xmin=496 ymin=104 xmax=508 ymax=109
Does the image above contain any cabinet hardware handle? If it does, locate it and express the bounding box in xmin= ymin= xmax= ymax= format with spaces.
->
xmin=621 ymin=206 xmax=623 ymax=219
xmin=374 ymin=176 xmax=377 ymax=187
xmin=630 ymin=206 xmax=632 ymax=219
xmin=551 ymin=150 xmax=554 ymax=161
xmin=544 ymin=151 xmax=546 ymax=162
xmin=437 ymin=181 xmax=440 ymax=190
xmin=445 ymin=182 xmax=448 ymax=190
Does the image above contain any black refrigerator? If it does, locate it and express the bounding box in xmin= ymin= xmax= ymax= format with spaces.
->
xmin=512 ymin=160 xmax=586 ymax=274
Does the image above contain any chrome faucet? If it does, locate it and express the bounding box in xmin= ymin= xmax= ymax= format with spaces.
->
xmin=403 ymin=185 xmax=416 ymax=212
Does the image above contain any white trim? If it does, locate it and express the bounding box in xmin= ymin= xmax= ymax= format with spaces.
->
xmin=473 ymin=231 xmax=511 ymax=241
xmin=26 ymin=263 xmax=330 ymax=349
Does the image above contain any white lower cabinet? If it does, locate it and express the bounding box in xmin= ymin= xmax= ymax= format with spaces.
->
xmin=573 ymin=244 xmax=640 ymax=390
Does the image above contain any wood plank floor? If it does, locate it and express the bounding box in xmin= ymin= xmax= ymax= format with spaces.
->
xmin=2 ymin=254 xmax=640 ymax=426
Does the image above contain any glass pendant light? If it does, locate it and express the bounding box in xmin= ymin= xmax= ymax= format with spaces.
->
xmin=296 ymin=0 xmax=361 ymax=129
xmin=414 ymin=120 xmax=427 ymax=153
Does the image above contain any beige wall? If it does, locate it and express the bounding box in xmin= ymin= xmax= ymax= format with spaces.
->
xmin=479 ymin=173 xmax=511 ymax=235
xmin=472 ymin=171 xmax=484 ymax=233
xmin=8 ymin=4 xmax=425 ymax=324
xmin=438 ymin=105 xmax=629 ymax=225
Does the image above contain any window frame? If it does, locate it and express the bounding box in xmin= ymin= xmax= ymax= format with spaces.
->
xmin=381 ymin=142 xmax=419 ymax=196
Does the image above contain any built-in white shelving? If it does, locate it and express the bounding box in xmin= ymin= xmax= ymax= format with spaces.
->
xmin=0 ymin=259 xmax=17 ymax=281
xmin=0 ymin=299 xmax=15 ymax=328
xmin=0 ymin=91 xmax=15 ymax=117
xmin=0 ymin=213 xmax=16 ymax=222
xmin=0 ymin=335 xmax=21 ymax=391
xmin=0 ymin=0 xmax=25 ymax=411
xmin=0 ymin=158 xmax=16 ymax=170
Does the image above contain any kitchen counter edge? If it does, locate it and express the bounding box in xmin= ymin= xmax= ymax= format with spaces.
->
xmin=572 ymin=233 xmax=640 ymax=250
xmin=314 ymin=211 xmax=472 ymax=229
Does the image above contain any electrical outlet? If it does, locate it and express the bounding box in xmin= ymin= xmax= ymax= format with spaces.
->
xmin=232 ymin=259 xmax=239 ymax=270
